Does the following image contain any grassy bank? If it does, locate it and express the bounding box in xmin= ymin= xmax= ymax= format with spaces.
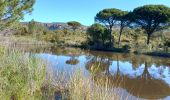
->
xmin=0 ymin=47 xmax=47 ymax=99
xmin=0 ymin=47 xmax=119 ymax=100
xmin=0 ymin=36 xmax=53 ymax=46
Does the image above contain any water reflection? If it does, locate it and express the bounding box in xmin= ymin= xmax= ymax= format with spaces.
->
xmin=65 ymin=57 xmax=79 ymax=65
xmin=10 ymin=46 xmax=170 ymax=100
xmin=90 ymin=60 xmax=170 ymax=99
xmin=85 ymin=57 xmax=111 ymax=75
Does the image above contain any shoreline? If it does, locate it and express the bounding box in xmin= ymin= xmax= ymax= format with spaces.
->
xmin=0 ymin=35 xmax=169 ymax=58
xmin=53 ymin=44 xmax=170 ymax=58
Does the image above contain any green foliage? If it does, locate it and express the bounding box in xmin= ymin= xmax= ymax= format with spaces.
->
xmin=164 ymin=40 xmax=170 ymax=47
xmin=95 ymin=8 xmax=131 ymax=46
xmin=117 ymin=11 xmax=131 ymax=47
xmin=14 ymin=20 xmax=59 ymax=43
xmin=43 ymin=31 xmax=58 ymax=43
xmin=63 ymin=28 xmax=69 ymax=35
xmin=122 ymin=44 xmax=131 ymax=52
xmin=87 ymin=23 xmax=109 ymax=47
xmin=133 ymin=28 xmax=144 ymax=40
xmin=27 ymin=19 xmax=49 ymax=36
xmin=95 ymin=8 xmax=123 ymax=44
xmin=132 ymin=5 xmax=170 ymax=44
xmin=28 ymin=19 xmax=36 ymax=34
xmin=0 ymin=48 xmax=46 ymax=99
xmin=67 ymin=21 xmax=81 ymax=31
xmin=14 ymin=26 xmax=28 ymax=35
xmin=0 ymin=0 xmax=35 ymax=30
xmin=95 ymin=8 xmax=123 ymax=22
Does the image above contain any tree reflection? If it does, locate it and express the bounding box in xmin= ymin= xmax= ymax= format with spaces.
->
xmin=140 ymin=62 xmax=151 ymax=80
xmin=85 ymin=57 xmax=170 ymax=99
xmin=85 ymin=56 xmax=111 ymax=75
xmin=65 ymin=56 xmax=79 ymax=65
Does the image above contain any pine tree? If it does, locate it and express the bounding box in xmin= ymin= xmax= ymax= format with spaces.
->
xmin=0 ymin=0 xmax=35 ymax=30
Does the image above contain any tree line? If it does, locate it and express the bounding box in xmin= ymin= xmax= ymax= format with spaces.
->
xmin=0 ymin=1 xmax=170 ymax=50
xmin=88 ymin=5 xmax=170 ymax=48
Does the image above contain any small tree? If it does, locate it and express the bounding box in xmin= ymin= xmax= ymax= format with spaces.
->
xmin=132 ymin=5 xmax=170 ymax=44
xmin=87 ymin=23 xmax=109 ymax=46
xmin=67 ymin=21 xmax=81 ymax=33
xmin=95 ymin=8 xmax=123 ymax=46
xmin=0 ymin=0 xmax=35 ymax=30
xmin=63 ymin=28 xmax=68 ymax=35
xmin=28 ymin=19 xmax=36 ymax=34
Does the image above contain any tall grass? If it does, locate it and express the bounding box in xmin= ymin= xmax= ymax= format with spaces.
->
xmin=0 ymin=47 xmax=119 ymax=100
xmin=52 ymin=69 xmax=119 ymax=100
xmin=0 ymin=47 xmax=46 ymax=100
xmin=68 ymin=71 xmax=118 ymax=100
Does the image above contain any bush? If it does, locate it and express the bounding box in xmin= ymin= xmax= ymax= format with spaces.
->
xmin=122 ymin=44 xmax=130 ymax=52
xmin=87 ymin=23 xmax=110 ymax=47
xmin=14 ymin=26 xmax=28 ymax=35
xmin=164 ymin=40 xmax=170 ymax=47
xmin=43 ymin=32 xmax=58 ymax=43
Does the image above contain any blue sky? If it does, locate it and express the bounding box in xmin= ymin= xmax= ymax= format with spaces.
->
xmin=23 ymin=0 xmax=170 ymax=26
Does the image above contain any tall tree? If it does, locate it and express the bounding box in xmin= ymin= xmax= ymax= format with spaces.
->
xmin=117 ymin=11 xmax=131 ymax=47
xmin=95 ymin=8 xmax=122 ymax=46
xmin=67 ymin=21 xmax=81 ymax=33
xmin=0 ymin=0 xmax=35 ymax=30
xmin=132 ymin=5 xmax=170 ymax=44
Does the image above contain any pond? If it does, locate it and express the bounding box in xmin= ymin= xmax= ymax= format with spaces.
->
xmin=12 ymin=45 xmax=170 ymax=100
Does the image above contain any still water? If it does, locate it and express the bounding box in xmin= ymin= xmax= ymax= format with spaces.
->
xmin=15 ymin=45 xmax=170 ymax=100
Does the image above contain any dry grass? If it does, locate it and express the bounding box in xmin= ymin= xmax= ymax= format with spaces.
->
xmin=50 ymin=69 xmax=119 ymax=100
xmin=0 ymin=35 xmax=52 ymax=46
xmin=68 ymin=71 xmax=118 ymax=100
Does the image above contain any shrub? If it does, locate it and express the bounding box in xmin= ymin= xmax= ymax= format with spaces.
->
xmin=87 ymin=23 xmax=110 ymax=47
xmin=43 ymin=32 xmax=58 ymax=43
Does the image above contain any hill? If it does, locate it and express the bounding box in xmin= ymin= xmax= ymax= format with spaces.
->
xmin=21 ymin=21 xmax=88 ymax=31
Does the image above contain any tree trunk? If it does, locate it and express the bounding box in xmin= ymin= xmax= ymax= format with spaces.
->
xmin=147 ymin=33 xmax=151 ymax=45
xmin=102 ymin=38 xmax=105 ymax=48
xmin=109 ymin=26 xmax=113 ymax=47
xmin=142 ymin=62 xmax=151 ymax=80
xmin=118 ymin=27 xmax=123 ymax=48
xmin=116 ymin=56 xmax=120 ymax=76
xmin=109 ymin=29 xmax=112 ymax=44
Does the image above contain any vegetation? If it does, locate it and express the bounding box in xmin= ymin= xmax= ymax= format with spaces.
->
xmin=0 ymin=47 xmax=121 ymax=100
xmin=67 ymin=21 xmax=81 ymax=33
xmin=117 ymin=11 xmax=131 ymax=47
xmin=0 ymin=0 xmax=35 ymax=30
xmin=28 ymin=19 xmax=37 ymax=34
xmin=0 ymin=47 xmax=47 ymax=99
xmin=67 ymin=71 xmax=118 ymax=100
xmin=131 ymin=5 xmax=170 ymax=44
xmin=52 ymin=69 xmax=119 ymax=100
xmin=14 ymin=21 xmax=59 ymax=43
xmin=2 ymin=4 xmax=168 ymax=56
xmin=95 ymin=8 xmax=123 ymax=45
xmin=1 ymin=2 xmax=170 ymax=100
xmin=87 ymin=23 xmax=109 ymax=48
